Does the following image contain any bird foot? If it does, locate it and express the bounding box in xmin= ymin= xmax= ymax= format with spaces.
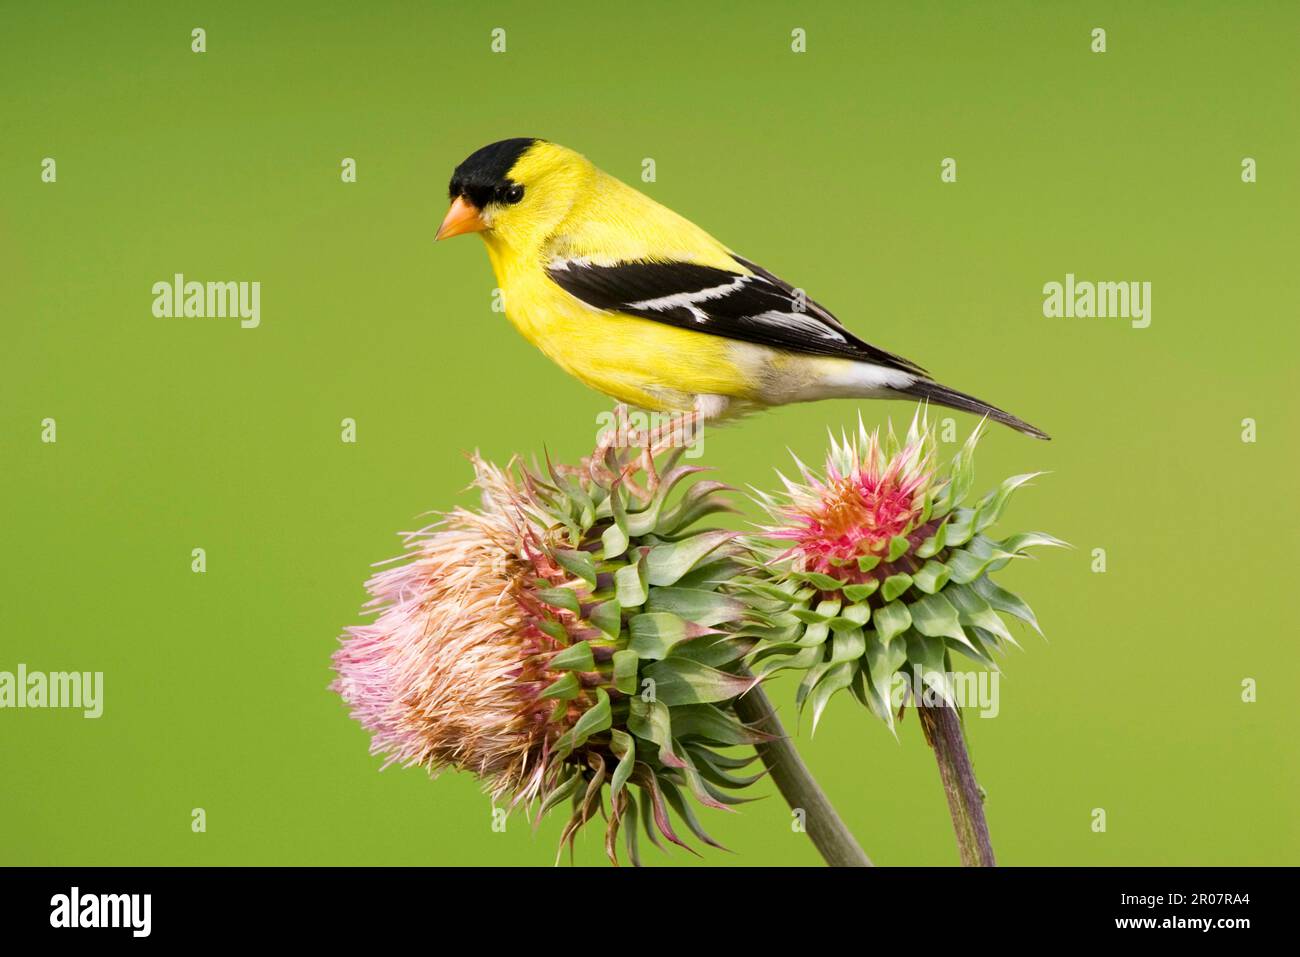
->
xmin=587 ymin=406 xmax=704 ymax=500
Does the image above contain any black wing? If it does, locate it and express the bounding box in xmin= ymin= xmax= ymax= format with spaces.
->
xmin=545 ymin=255 xmax=927 ymax=376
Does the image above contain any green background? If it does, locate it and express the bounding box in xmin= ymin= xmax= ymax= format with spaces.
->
xmin=3 ymin=1 xmax=1296 ymax=866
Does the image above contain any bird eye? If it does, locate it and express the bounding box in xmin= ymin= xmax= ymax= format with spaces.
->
xmin=503 ymin=184 xmax=525 ymax=204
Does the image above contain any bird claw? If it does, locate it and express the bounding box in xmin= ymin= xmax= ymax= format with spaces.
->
xmin=586 ymin=405 xmax=703 ymax=500
xmin=616 ymin=445 xmax=658 ymax=501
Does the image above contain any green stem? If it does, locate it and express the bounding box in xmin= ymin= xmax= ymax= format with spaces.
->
xmin=734 ymin=682 xmax=873 ymax=867
xmin=918 ymin=701 xmax=995 ymax=866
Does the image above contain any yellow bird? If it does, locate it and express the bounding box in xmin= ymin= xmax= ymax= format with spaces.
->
xmin=436 ymin=138 xmax=1048 ymax=441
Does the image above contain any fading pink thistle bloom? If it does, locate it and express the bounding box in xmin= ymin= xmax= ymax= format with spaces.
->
xmin=330 ymin=458 xmax=574 ymax=806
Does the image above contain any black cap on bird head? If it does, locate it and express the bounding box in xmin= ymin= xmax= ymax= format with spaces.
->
xmin=437 ymin=137 xmax=542 ymax=240
xmin=450 ymin=138 xmax=542 ymax=207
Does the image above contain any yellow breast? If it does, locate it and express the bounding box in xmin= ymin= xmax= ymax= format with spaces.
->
xmin=487 ymin=251 xmax=758 ymax=412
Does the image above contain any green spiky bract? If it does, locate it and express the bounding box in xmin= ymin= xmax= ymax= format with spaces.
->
xmin=735 ymin=414 xmax=1065 ymax=734
xmin=519 ymin=447 xmax=769 ymax=865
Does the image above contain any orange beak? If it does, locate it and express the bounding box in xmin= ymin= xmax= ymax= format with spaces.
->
xmin=435 ymin=195 xmax=486 ymax=241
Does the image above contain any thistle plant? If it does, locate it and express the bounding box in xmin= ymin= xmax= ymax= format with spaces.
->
xmin=737 ymin=412 xmax=1064 ymax=865
xmin=332 ymin=445 xmax=868 ymax=866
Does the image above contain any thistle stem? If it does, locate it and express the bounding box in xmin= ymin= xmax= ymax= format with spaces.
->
xmin=917 ymin=702 xmax=996 ymax=866
xmin=734 ymin=682 xmax=873 ymax=867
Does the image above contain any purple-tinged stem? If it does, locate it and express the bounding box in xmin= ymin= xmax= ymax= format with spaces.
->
xmin=918 ymin=702 xmax=996 ymax=866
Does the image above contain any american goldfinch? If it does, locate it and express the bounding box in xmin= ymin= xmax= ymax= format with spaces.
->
xmin=436 ymin=138 xmax=1048 ymax=440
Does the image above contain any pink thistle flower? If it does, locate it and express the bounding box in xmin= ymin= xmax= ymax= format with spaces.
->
xmin=767 ymin=414 xmax=939 ymax=582
xmin=743 ymin=408 xmax=1063 ymax=735
xmin=331 ymin=459 xmax=574 ymax=806
xmin=331 ymin=449 xmax=762 ymax=863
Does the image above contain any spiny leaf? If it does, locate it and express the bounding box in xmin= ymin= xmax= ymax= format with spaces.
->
xmin=641 ymin=658 xmax=755 ymax=706
xmin=538 ymin=770 xmax=584 ymax=817
xmin=670 ymin=703 xmax=771 ymax=745
xmin=945 ymin=546 xmax=1018 ymax=585
xmin=614 ymin=552 xmax=649 ymax=607
xmin=642 ymin=773 xmax=698 ymax=854
xmin=945 ymin=583 xmax=1015 ymax=645
xmin=655 ymin=479 xmax=736 ymax=536
xmin=794 ymin=620 xmax=831 ymax=647
xmin=843 ymin=580 xmax=880 ymax=602
xmin=554 ymin=549 xmax=598 ymax=588
xmin=645 ymin=586 xmax=747 ymax=626
xmin=791 ymin=608 xmax=831 ymax=625
xmin=623 ymin=464 xmax=691 ymax=537
xmin=609 ymin=727 xmax=637 ymax=799
xmin=796 ymin=571 xmax=847 ymax=591
xmin=970 ymin=574 xmax=1042 ymax=635
xmin=693 ymin=748 xmax=765 ymax=788
xmin=537 ymin=617 xmax=570 ymax=645
xmin=969 ymin=623 xmax=1014 ymax=656
xmin=627 ymin=698 xmax=685 ymax=768
xmin=603 ymin=479 xmax=631 ymax=555
xmin=942 ymin=508 xmax=978 ymax=548
xmin=840 ymin=602 xmax=871 ymax=627
xmin=696 ymin=771 xmax=763 ymax=806
xmin=548 ymin=640 xmax=595 ymax=672
xmin=669 ymin=634 xmax=753 ymax=669
xmin=997 ymin=531 xmax=1071 ymax=554
xmin=796 ymin=662 xmax=832 ymax=713
xmin=690 ymin=744 xmax=758 ymax=771
xmin=974 ymin=472 xmax=1044 ymax=532
xmin=612 ymin=649 xmax=640 ymax=694
xmin=825 ymin=614 xmax=866 ymax=634
xmin=623 ymin=791 xmax=641 ymax=866
xmin=911 ymin=560 xmax=951 ymax=594
xmin=567 ymin=688 xmax=612 ymax=748
xmin=588 ymin=598 xmax=621 ymax=638
xmin=863 ymin=635 xmax=907 ymax=732
xmin=904 ymin=632 xmax=953 ymax=706
xmin=814 ymin=597 xmax=842 ymax=617
xmin=539 ymin=671 xmax=580 ymax=700
xmin=748 ymin=643 xmax=823 ymax=678
xmin=644 ymin=530 xmax=735 ymax=587
xmin=830 ymin=627 xmax=867 ymax=663
xmin=660 ymin=777 xmax=727 ymax=845
xmin=673 ymin=556 xmax=747 ymax=590
xmin=945 ymin=425 xmax=983 ymax=507
xmin=948 ymin=627 xmax=999 ymax=668
xmin=873 ymin=600 xmax=912 ymax=645
xmin=881 ymin=573 xmax=914 ymax=602
xmin=810 ymin=662 xmax=856 ymax=733
xmin=535 ymin=587 xmax=580 ymax=615
xmin=638 ymin=779 xmax=664 ymax=849
xmin=601 ymin=520 xmax=629 ymax=560
xmin=915 ymin=515 xmax=951 ymax=559
xmin=628 ymin=612 xmax=714 ymax=660
xmin=729 ymin=578 xmax=803 ymax=604
xmin=907 ymin=593 xmax=967 ymax=644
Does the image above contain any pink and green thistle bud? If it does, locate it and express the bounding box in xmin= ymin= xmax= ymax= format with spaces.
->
xmin=768 ymin=417 xmax=940 ymax=582
xmin=332 ymin=448 xmax=769 ymax=865
xmin=738 ymin=411 xmax=1065 ymax=733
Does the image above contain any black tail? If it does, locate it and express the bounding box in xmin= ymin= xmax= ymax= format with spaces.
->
xmin=897 ymin=379 xmax=1050 ymax=440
